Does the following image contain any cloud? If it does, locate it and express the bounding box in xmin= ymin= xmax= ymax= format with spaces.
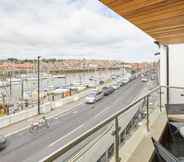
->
xmin=0 ymin=0 xmax=157 ymax=61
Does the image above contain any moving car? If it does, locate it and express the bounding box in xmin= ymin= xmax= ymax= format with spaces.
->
xmin=0 ymin=135 xmax=7 ymax=150
xmin=103 ymin=86 xmax=114 ymax=96
xmin=85 ymin=91 xmax=104 ymax=104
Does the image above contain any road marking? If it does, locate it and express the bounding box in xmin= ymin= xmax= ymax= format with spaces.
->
xmin=46 ymin=101 xmax=84 ymax=120
xmin=56 ymin=111 xmax=72 ymax=118
xmin=48 ymin=123 xmax=85 ymax=147
xmin=6 ymin=126 xmax=30 ymax=137
xmin=94 ymin=107 xmax=110 ymax=119
xmin=73 ymin=111 xmax=78 ymax=114
xmin=93 ymin=87 xmax=140 ymax=120
xmin=3 ymin=80 xmax=143 ymax=138
xmin=5 ymin=101 xmax=84 ymax=137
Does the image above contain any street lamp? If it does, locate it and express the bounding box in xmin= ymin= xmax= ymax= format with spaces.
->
xmin=37 ymin=56 xmax=41 ymax=114
xmin=122 ymin=62 xmax=125 ymax=78
xmin=21 ymin=77 xmax=24 ymax=110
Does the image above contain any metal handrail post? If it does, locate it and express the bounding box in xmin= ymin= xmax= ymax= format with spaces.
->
xmin=159 ymin=87 xmax=162 ymax=112
xmin=146 ymin=95 xmax=150 ymax=132
xmin=115 ymin=117 xmax=120 ymax=162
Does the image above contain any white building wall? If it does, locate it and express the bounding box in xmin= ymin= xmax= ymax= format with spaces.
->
xmin=169 ymin=44 xmax=184 ymax=87
xmin=160 ymin=43 xmax=184 ymax=104
xmin=169 ymin=44 xmax=184 ymax=103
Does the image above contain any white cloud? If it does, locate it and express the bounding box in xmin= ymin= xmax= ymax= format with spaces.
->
xmin=0 ymin=0 xmax=157 ymax=61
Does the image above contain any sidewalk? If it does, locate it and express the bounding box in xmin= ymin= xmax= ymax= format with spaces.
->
xmin=0 ymin=97 xmax=84 ymax=137
xmin=0 ymin=79 xmax=113 ymax=135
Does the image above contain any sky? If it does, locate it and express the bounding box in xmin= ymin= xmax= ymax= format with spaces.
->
xmin=0 ymin=0 xmax=157 ymax=62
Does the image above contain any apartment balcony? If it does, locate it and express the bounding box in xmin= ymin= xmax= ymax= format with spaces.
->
xmin=32 ymin=1 xmax=184 ymax=161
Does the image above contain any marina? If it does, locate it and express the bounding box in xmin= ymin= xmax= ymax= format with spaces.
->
xmin=0 ymin=69 xmax=130 ymax=115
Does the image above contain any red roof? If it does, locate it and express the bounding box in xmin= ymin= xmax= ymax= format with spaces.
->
xmin=0 ymin=63 xmax=33 ymax=70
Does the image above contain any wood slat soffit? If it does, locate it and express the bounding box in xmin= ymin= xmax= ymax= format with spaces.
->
xmin=100 ymin=0 xmax=184 ymax=44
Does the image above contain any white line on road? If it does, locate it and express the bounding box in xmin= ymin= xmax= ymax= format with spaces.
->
xmin=5 ymin=101 xmax=84 ymax=137
xmin=6 ymin=126 xmax=30 ymax=137
xmin=93 ymin=88 xmax=140 ymax=120
xmin=94 ymin=107 xmax=110 ymax=119
xmin=73 ymin=111 xmax=78 ymax=114
xmin=48 ymin=123 xmax=85 ymax=147
xmin=48 ymin=101 xmax=84 ymax=120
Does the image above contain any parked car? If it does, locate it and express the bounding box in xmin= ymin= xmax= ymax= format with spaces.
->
xmin=99 ymin=80 xmax=105 ymax=85
xmin=88 ymin=82 xmax=97 ymax=88
xmin=141 ymin=78 xmax=148 ymax=82
xmin=0 ymin=135 xmax=7 ymax=150
xmin=121 ymin=78 xmax=129 ymax=85
xmin=116 ymin=80 xmax=124 ymax=86
xmin=85 ymin=91 xmax=104 ymax=104
xmin=103 ymin=86 xmax=114 ymax=96
xmin=111 ymin=75 xmax=117 ymax=80
xmin=112 ymin=83 xmax=120 ymax=90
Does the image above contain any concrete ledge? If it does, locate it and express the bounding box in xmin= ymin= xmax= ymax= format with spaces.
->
xmin=127 ymin=109 xmax=167 ymax=162
xmin=168 ymin=114 xmax=184 ymax=122
xmin=0 ymin=107 xmax=38 ymax=129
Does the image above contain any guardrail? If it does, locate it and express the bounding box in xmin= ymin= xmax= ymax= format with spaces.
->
xmin=40 ymin=86 xmax=162 ymax=162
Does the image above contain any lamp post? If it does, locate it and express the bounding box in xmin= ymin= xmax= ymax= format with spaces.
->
xmin=122 ymin=62 xmax=125 ymax=79
xmin=9 ymin=71 xmax=12 ymax=97
xmin=37 ymin=56 xmax=41 ymax=114
xmin=21 ymin=78 xmax=24 ymax=110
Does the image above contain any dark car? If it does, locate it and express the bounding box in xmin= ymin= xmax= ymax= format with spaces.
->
xmin=0 ymin=135 xmax=7 ymax=150
xmin=103 ymin=86 xmax=114 ymax=96
xmin=99 ymin=80 xmax=105 ymax=85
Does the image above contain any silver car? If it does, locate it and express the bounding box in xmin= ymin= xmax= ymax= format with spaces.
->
xmin=85 ymin=91 xmax=104 ymax=104
xmin=112 ymin=83 xmax=120 ymax=90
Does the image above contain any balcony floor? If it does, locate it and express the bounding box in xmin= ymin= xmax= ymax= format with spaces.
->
xmin=110 ymin=108 xmax=167 ymax=162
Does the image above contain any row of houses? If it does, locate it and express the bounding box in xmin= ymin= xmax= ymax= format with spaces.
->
xmin=0 ymin=63 xmax=33 ymax=71
xmin=0 ymin=60 xmax=154 ymax=73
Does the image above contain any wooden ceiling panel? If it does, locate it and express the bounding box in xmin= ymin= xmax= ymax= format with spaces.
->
xmin=100 ymin=0 xmax=184 ymax=44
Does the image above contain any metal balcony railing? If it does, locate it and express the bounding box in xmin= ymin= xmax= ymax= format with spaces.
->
xmin=40 ymin=86 xmax=163 ymax=162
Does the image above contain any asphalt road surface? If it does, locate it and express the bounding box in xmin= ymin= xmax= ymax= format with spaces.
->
xmin=0 ymin=79 xmax=146 ymax=162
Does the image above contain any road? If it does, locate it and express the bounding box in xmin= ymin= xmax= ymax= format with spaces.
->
xmin=0 ymin=79 xmax=146 ymax=162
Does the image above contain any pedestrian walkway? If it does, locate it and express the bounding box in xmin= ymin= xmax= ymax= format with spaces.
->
xmin=0 ymin=79 xmax=112 ymax=136
xmin=0 ymin=97 xmax=84 ymax=137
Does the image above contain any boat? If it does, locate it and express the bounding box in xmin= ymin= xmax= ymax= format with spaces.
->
xmin=52 ymin=75 xmax=66 ymax=79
